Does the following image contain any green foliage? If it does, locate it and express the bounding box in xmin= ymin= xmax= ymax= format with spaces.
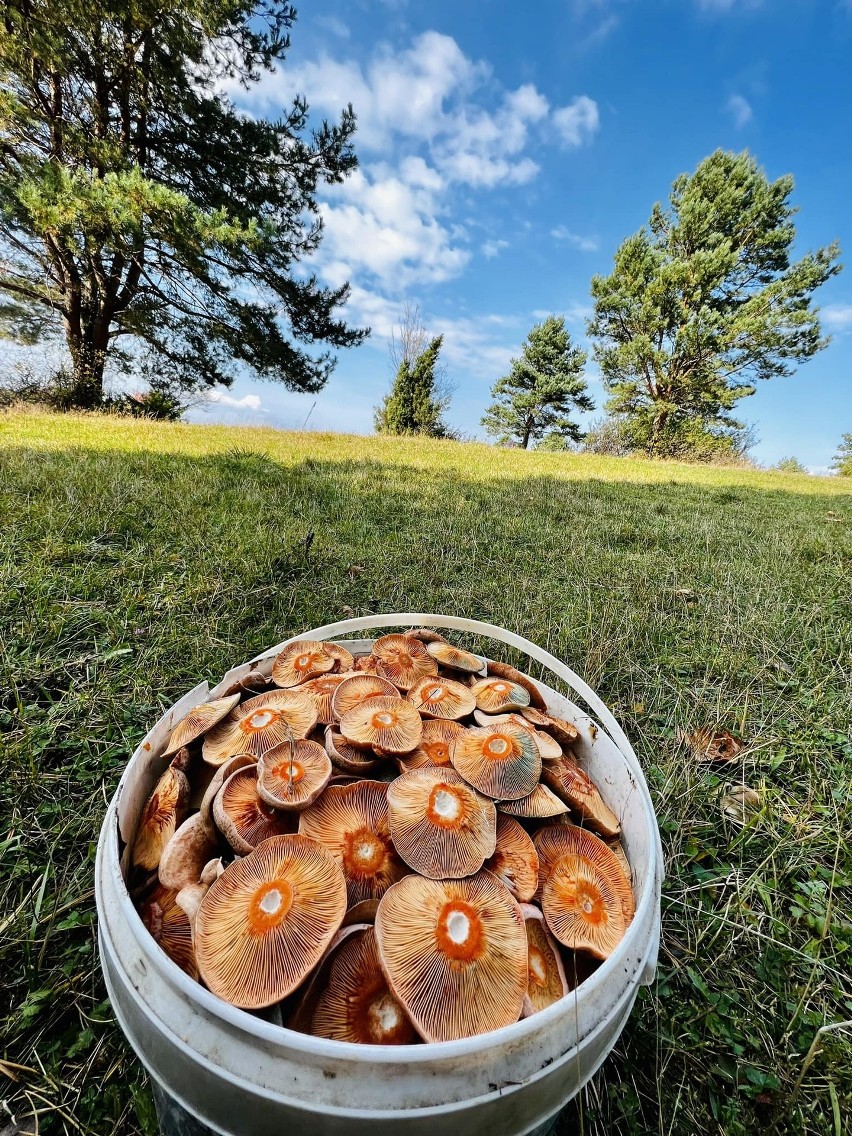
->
xmin=481 ymin=315 xmax=593 ymax=448
xmin=589 ymin=150 xmax=841 ymax=457
xmin=774 ymin=456 xmax=808 ymax=474
xmin=0 ymin=0 xmax=367 ymax=407
xmin=831 ymin=433 xmax=852 ymax=476
xmin=374 ymin=335 xmax=452 ymax=437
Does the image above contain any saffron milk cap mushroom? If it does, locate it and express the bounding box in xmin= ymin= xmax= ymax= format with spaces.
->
xmin=202 ymin=689 xmax=317 ymax=765
xmin=338 ymin=696 xmax=422 ymax=755
xmin=371 ymin=634 xmax=437 ymax=691
xmin=450 ymin=722 xmax=541 ymax=800
xmin=162 ymin=694 xmax=241 ymax=757
xmin=257 ymin=739 xmax=331 ymax=811
xmin=406 ymin=675 xmax=476 ymax=720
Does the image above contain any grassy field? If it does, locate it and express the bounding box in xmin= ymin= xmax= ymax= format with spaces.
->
xmin=1 ymin=408 xmax=851 ymax=1136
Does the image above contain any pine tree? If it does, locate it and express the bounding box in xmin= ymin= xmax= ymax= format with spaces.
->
xmin=831 ymin=433 xmax=852 ymax=476
xmin=589 ymin=150 xmax=841 ymax=458
xmin=481 ymin=316 xmax=593 ymax=448
xmin=0 ymin=1 xmax=367 ymax=407
xmin=374 ymin=335 xmax=452 ymax=437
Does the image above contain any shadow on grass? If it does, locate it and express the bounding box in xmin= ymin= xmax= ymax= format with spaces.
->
xmin=1 ymin=444 xmax=850 ymax=1136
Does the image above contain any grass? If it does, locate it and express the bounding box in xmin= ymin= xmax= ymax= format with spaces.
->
xmin=1 ymin=407 xmax=850 ymax=1136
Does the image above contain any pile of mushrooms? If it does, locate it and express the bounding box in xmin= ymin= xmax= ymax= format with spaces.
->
xmin=131 ymin=630 xmax=634 ymax=1045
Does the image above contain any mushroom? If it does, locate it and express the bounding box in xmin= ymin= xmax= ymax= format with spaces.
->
xmin=353 ymin=654 xmax=380 ymax=673
xmin=469 ymin=677 xmax=531 ymax=714
xmin=371 ymin=634 xmax=437 ymax=691
xmin=532 ymin=824 xmax=634 ymax=923
xmin=397 ymin=719 xmax=467 ymax=772
xmin=257 ymin=739 xmax=331 ymax=811
xmin=213 ymin=766 xmax=297 ymax=854
xmin=199 ymin=753 xmax=256 ymax=841
xmin=158 ymin=813 xmax=221 ymax=891
xmin=520 ymin=708 xmax=580 ymax=748
xmin=311 ymin=926 xmax=418 ymax=1045
xmin=375 ymin=871 xmax=528 ymax=1042
xmin=541 ymin=755 xmax=621 ymax=837
xmin=484 ymin=816 xmax=539 ymax=903
xmin=298 ymin=780 xmax=409 ymax=906
xmin=342 ymin=898 xmax=380 ymax=926
xmin=386 ymin=767 xmax=496 ymax=879
xmin=519 ymin=904 xmax=568 ymax=1016
xmin=299 ymin=674 xmax=351 ymax=725
xmin=450 ymin=722 xmax=541 ymax=800
xmin=484 ymin=660 xmax=548 ymax=710
xmin=272 ymin=639 xmax=353 ymax=688
xmin=162 ymin=694 xmax=241 ymax=757
xmin=331 ymin=674 xmax=399 ymax=720
xmin=471 ymin=711 xmax=561 ymax=760
xmin=403 ymin=627 xmax=448 ymax=645
xmin=138 ymin=883 xmax=197 ymax=978
xmin=542 ymin=853 xmax=631 ymax=960
xmin=324 ymin=727 xmax=383 ymax=775
xmin=131 ymin=748 xmax=191 ymax=871
xmin=338 ymin=696 xmax=423 ymax=755
xmin=406 ymin=675 xmax=476 ymax=720
xmin=424 ymin=641 xmax=484 ymax=674
xmin=498 ymin=784 xmax=569 ymax=819
xmin=194 ymin=834 xmax=347 ymax=1009
xmin=202 ymin=689 xmax=318 ymax=765
xmin=219 ymin=669 xmax=269 ymax=698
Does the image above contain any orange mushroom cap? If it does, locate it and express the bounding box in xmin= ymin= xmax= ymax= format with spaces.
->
xmin=518 ymin=904 xmax=568 ymax=1016
xmin=199 ymin=753 xmax=257 ymax=841
xmin=311 ymin=926 xmax=418 ymax=1045
xmin=375 ymin=871 xmax=528 ymax=1043
xmin=257 ymin=739 xmax=332 ymax=811
xmin=484 ymin=660 xmax=548 ymax=710
xmin=532 ymin=824 xmax=634 ymax=922
xmin=299 ymin=674 xmax=351 ymax=725
xmin=298 ymin=780 xmax=409 ymax=906
xmin=271 ymin=639 xmax=350 ymax=688
xmin=324 ymin=727 xmax=383 ymax=775
xmin=213 ymin=766 xmax=297 ymax=854
xmin=397 ymin=719 xmax=467 ymax=772
xmin=371 ymin=634 xmax=437 ymax=691
xmin=498 ymin=784 xmax=569 ymax=819
xmin=425 ymin=642 xmax=483 ymax=674
xmin=139 ymin=883 xmax=197 ymax=979
xmin=406 ymin=674 xmax=476 ymax=721
xmin=450 ymin=722 xmax=541 ymax=801
xmin=541 ymin=755 xmax=621 ymax=837
xmin=162 ymin=694 xmax=241 ymax=757
xmin=131 ymin=750 xmax=191 ymax=871
xmin=331 ymin=674 xmax=399 ymax=721
xmin=542 ymin=854 xmax=630 ymax=960
xmin=484 ymin=815 xmax=539 ymax=903
xmin=338 ymin=696 xmax=423 ymax=755
xmin=520 ymin=708 xmax=580 ymax=747
xmin=195 ymin=834 xmax=347 ymax=1009
xmin=386 ymin=767 xmax=496 ymax=879
xmin=202 ymin=689 xmax=318 ymax=766
xmin=469 ymin=677 xmax=531 ymax=714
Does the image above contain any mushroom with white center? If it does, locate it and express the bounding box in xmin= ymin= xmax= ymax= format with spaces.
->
xmin=542 ymin=854 xmax=631 ymax=960
xmin=311 ymin=926 xmax=418 ymax=1045
xmin=386 ymin=767 xmax=496 ymax=879
xmin=202 ymin=689 xmax=318 ymax=765
xmin=375 ymin=871 xmax=528 ymax=1042
xmin=162 ymin=694 xmax=241 ymax=757
xmin=532 ymin=824 xmax=634 ymax=924
xmin=299 ymin=780 xmax=409 ymax=906
xmin=331 ymin=674 xmax=399 ymax=720
xmin=484 ymin=659 xmax=548 ymax=710
xmin=272 ymin=640 xmax=354 ymax=688
xmin=338 ymin=696 xmax=423 ymax=755
xmin=450 ymin=722 xmax=541 ymax=800
xmin=469 ymin=677 xmax=531 ymax=714
xmin=406 ymin=675 xmax=476 ymax=720
xmin=194 ymin=834 xmax=347 ymax=1009
xmin=257 ymin=739 xmax=331 ymax=810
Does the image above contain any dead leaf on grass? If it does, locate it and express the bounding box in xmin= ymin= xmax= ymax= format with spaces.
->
xmin=686 ymin=726 xmax=744 ymax=764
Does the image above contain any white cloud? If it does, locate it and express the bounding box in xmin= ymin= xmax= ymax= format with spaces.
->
xmin=727 ymin=94 xmax=753 ymax=127
xmin=481 ymin=239 xmax=509 ymax=258
xmin=822 ymin=303 xmax=852 ymax=331
xmin=206 ymin=390 xmax=263 ymax=410
xmin=552 ymin=96 xmax=600 ymax=147
xmin=550 ymin=226 xmax=599 ymax=252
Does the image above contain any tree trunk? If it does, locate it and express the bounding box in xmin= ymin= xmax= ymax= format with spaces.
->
xmin=521 ymin=418 xmax=534 ymax=449
xmin=64 ymin=320 xmax=109 ymax=408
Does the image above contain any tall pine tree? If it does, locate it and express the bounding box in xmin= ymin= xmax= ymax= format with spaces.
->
xmin=481 ymin=316 xmax=593 ymax=448
xmin=374 ymin=335 xmax=452 ymax=437
xmin=0 ymin=0 xmax=367 ymax=407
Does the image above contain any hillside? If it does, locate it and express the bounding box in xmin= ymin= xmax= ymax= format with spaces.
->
xmin=1 ymin=410 xmax=850 ymax=1136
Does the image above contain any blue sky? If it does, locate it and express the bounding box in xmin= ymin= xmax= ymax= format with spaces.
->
xmin=192 ymin=0 xmax=852 ymax=470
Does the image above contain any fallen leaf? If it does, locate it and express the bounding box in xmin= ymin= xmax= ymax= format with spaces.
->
xmin=686 ymin=726 xmax=744 ymax=764
xmin=721 ymin=785 xmax=761 ymax=827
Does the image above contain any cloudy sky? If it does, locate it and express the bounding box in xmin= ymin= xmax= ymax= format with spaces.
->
xmin=193 ymin=0 xmax=852 ymax=470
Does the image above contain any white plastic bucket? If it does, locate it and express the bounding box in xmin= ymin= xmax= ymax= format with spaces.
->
xmin=96 ymin=614 xmax=663 ymax=1136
